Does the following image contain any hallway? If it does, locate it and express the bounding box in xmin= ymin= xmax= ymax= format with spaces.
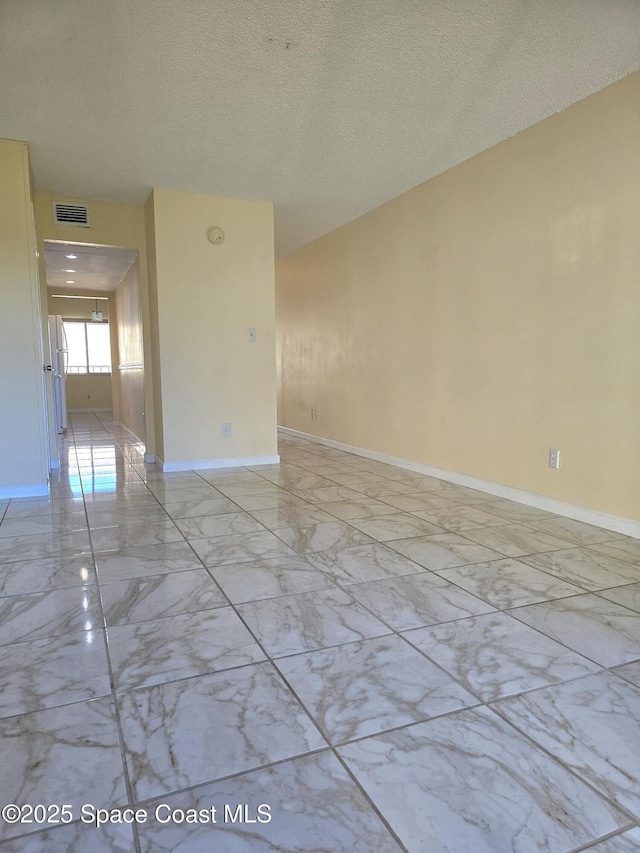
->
xmin=0 ymin=413 xmax=639 ymax=851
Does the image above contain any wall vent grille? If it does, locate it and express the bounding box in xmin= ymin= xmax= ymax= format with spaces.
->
xmin=53 ymin=203 xmax=90 ymax=227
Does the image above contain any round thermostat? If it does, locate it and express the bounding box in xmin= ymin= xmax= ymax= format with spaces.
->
xmin=207 ymin=226 xmax=225 ymax=244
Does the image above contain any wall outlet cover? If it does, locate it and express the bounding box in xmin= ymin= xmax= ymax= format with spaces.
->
xmin=549 ymin=449 xmax=560 ymax=469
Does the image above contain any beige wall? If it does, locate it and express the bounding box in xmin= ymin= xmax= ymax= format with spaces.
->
xmin=66 ymin=374 xmax=113 ymax=410
xmin=276 ymin=72 xmax=640 ymax=522
xmin=148 ymin=188 xmax=277 ymax=466
xmin=113 ymin=258 xmax=145 ymax=440
xmin=144 ymin=193 xmax=164 ymax=461
xmin=34 ymin=193 xmax=156 ymax=455
xmin=0 ymin=139 xmax=48 ymax=494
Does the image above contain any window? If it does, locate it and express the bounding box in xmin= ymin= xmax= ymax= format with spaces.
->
xmin=63 ymin=321 xmax=112 ymax=374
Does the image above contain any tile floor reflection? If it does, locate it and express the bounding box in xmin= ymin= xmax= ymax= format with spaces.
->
xmin=0 ymin=412 xmax=638 ymax=850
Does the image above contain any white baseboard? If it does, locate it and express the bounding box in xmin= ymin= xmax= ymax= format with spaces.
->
xmin=143 ymin=453 xmax=156 ymax=464
xmin=160 ymin=454 xmax=280 ymax=473
xmin=0 ymin=483 xmax=50 ymax=499
xmin=278 ymin=426 xmax=640 ymax=539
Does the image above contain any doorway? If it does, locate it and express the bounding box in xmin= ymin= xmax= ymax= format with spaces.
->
xmin=44 ymin=241 xmax=145 ymax=460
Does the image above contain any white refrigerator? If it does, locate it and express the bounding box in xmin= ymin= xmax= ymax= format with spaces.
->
xmin=48 ymin=315 xmax=68 ymax=433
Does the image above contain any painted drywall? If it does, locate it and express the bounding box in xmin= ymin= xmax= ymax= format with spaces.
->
xmin=34 ymin=193 xmax=156 ymax=454
xmin=113 ymin=257 xmax=145 ymax=441
xmin=144 ymin=193 xmax=164 ymax=461
xmin=66 ymin=374 xmax=113 ymax=411
xmin=276 ymin=72 xmax=640 ymax=522
xmin=0 ymin=139 xmax=48 ymax=494
xmin=148 ymin=188 xmax=277 ymax=465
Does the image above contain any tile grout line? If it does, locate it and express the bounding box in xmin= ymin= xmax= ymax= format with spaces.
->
xmin=570 ymin=824 xmax=640 ymax=852
xmin=487 ymin=699 xmax=640 ymax=828
xmin=144 ymin=540 xmax=410 ymax=850
xmin=98 ymin=479 xmax=414 ymax=847
xmin=72 ymin=413 xmax=144 ymax=853
xmin=3 ymin=419 xmax=639 ymax=848
xmin=108 ymin=525 xmax=638 ymax=840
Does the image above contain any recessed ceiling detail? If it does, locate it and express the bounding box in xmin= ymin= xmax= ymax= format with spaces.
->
xmin=44 ymin=242 xmax=138 ymax=292
xmin=1 ymin=1 xmax=639 ymax=257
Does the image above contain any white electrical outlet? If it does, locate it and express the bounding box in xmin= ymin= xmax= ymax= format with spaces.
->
xmin=222 ymin=423 xmax=232 ymax=437
xmin=247 ymin=328 xmax=256 ymax=342
xmin=549 ymin=449 xmax=560 ymax=469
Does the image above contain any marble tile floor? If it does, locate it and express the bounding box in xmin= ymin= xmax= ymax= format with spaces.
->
xmin=0 ymin=412 xmax=639 ymax=851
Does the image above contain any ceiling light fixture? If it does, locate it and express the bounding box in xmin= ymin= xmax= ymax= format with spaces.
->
xmin=91 ymin=299 xmax=103 ymax=323
xmin=65 ymin=269 xmax=76 ymax=273
xmin=65 ymin=253 xmax=77 ymax=259
xmin=52 ymin=295 xmax=108 ymax=300
xmin=65 ymin=280 xmax=75 ymax=284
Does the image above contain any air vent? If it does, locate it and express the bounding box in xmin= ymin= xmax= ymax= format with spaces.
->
xmin=53 ymin=203 xmax=90 ymax=227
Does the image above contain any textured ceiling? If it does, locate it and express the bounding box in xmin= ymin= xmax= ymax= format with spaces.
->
xmin=45 ymin=242 xmax=137 ymax=293
xmin=1 ymin=1 xmax=639 ymax=258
